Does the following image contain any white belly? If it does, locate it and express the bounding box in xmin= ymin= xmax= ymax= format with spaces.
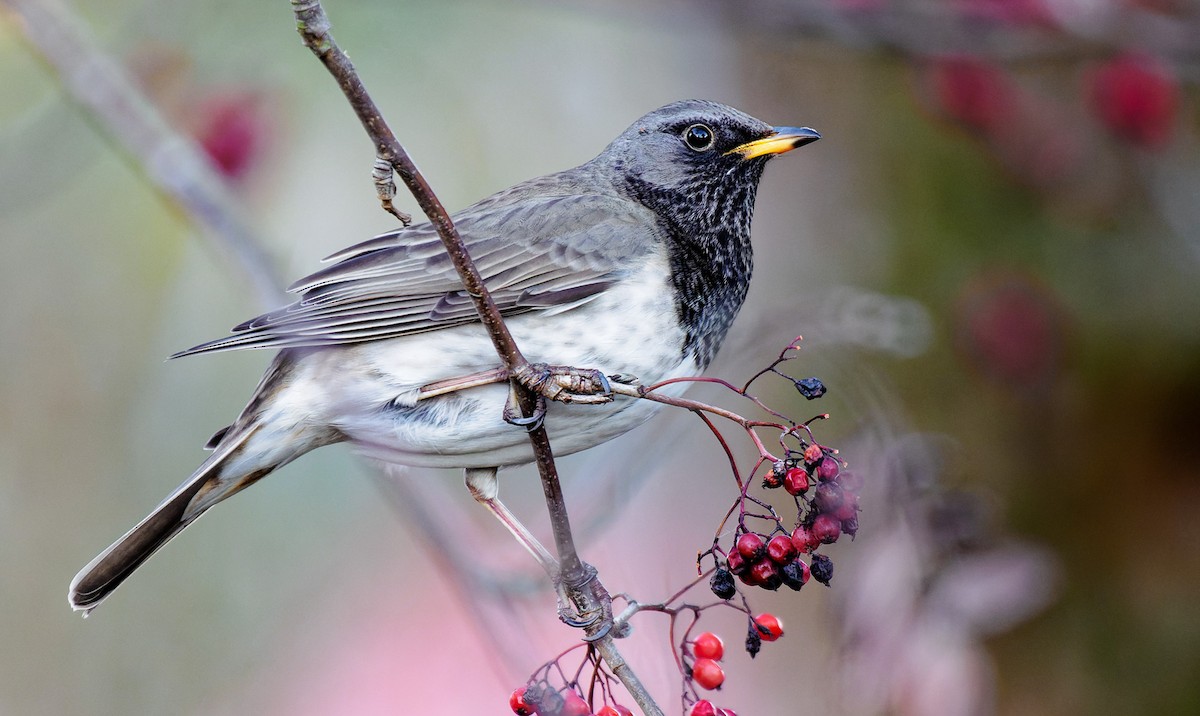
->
xmin=285 ymin=251 xmax=698 ymax=468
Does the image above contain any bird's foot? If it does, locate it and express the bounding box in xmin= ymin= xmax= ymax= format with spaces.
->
xmin=514 ymin=363 xmax=615 ymax=405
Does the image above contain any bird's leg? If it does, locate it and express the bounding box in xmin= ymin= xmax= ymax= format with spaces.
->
xmin=464 ymin=467 xmax=557 ymax=575
xmin=463 ymin=468 xmax=597 ymax=627
xmin=512 ymin=363 xmax=616 ymax=405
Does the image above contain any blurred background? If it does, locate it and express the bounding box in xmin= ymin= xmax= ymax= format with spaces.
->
xmin=2 ymin=0 xmax=1198 ymax=714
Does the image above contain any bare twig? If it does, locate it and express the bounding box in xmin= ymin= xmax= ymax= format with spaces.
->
xmin=1 ymin=0 xmax=282 ymax=310
xmin=287 ymin=1 xmax=660 ymax=711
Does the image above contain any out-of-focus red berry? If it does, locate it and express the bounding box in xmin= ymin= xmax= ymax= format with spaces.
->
xmin=814 ymin=482 xmax=845 ymax=513
xmin=811 ymin=513 xmax=842 ymax=544
xmin=693 ymin=632 xmax=725 ymax=661
xmin=838 ymin=470 xmax=864 ymax=492
xmin=597 ymin=706 xmax=632 ymax=716
xmin=736 ymin=532 xmax=767 ymax=562
xmin=767 ymin=533 xmax=798 ymax=564
xmin=561 ymin=691 xmax=591 ymax=716
xmin=931 ymin=56 xmax=1015 ymax=133
xmin=1089 ymin=53 xmax=1178 ymax=150
xmin=834 ymin=492 xmax=860 ymax=521
xmin=194 ymin=92 xmax=267 ymax=180
xmin=816 ymin=456 xmax=840 ymax=482
xmin=612 ymin=706 xmax=633 ymax=716
xmin=690 ymin=700 xmax=718 ymax=716
xmin=753 ymin=613 xmax=784 ymax=642
xmin=783 ymin=467 xmax=809 ymax=496
xmin=510 ymin=686 xmax=536 ymax=715
xmin=716 ymin=709 xmax=739 ymax=716
xmin=691 ymin=658 xmax=725 ymax=690
xmin=725 ymin=548 xmax=747 ymax=575
xmin=791 ymin=524 xmax=820 ymax=553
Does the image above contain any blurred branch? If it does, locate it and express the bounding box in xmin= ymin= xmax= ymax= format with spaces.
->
xmin=1 ymin=0 xmax=282 ymax=309
xmin=287 ymin=1 xmax=661 ymax=712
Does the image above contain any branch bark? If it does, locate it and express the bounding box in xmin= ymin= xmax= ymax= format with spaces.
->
xmin=287 ymin=1 xmax=662 ymax=712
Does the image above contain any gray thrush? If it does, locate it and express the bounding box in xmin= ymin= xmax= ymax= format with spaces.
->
xmin=69 ymin=99 xmax=820 ymax=613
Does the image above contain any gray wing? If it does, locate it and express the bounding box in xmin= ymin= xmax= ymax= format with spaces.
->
xmin=172 ymin=189 xmax=657 ymax=357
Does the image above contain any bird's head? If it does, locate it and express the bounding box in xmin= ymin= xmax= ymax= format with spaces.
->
xmin=598 ymin=100 xmax=820 ymax=234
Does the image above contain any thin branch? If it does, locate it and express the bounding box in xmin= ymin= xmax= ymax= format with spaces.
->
xmin=1 ymin=0 xmax=282 ymax=310
xmin=286 ymin=2 xmax=660 ymax=712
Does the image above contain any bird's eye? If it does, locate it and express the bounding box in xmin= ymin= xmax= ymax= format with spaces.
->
xmin=682 ymin=124 xmax=715 ymax=151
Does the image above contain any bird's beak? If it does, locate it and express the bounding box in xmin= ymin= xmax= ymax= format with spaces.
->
xmin=727 ymin=126 xmax=821 ymax=160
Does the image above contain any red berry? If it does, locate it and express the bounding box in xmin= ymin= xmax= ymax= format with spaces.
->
xmin=767 ymin=533 xmax=798 ymax=564
xmin=748 ymin=558 xmax=782 ymax=590
xmin=691 ymin=658 xmax=725 ymax=690
xmin=791 ymin=524 xmax=820 ymax=553
xmin=811 ymin=513 xmax=842 ymax=544
xmin=693 ymin=632 xmax=725 ymax=660
xmin=561 ymin=691 xmax=591 ymax=716
xmin=816 ymin=456 xmax=839 ymax=481
xmin=725 ymin=548 xmax=746 ymax=575
xmin=598 ymin=706 xmax=632 ymax=716
xmin=690 ymin=701 xmax=717 ymax=716
xmin=754 ymin=613 xmax=784 ymax=641
xmin=783 ymin=467 xmax=809 ymax=496
xmin=509 ymin=686 xmax=536 ymax=715
xmin=1089 ymin=53 xmax=1178 ymax=149
xmin=736 ymin=532 xmax=767 ymax=561
xmin=716 ymin=709 xmax=739 ymax=716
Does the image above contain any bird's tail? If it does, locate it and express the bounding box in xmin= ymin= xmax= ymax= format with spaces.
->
xmin=69 ymin=355 xmax=331 ymax=615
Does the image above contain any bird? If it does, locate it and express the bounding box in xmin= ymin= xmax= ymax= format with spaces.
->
xmin=69 ymin=99 xmax=820 ymax=613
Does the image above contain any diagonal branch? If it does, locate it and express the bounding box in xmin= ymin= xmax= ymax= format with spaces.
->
xmin=287 ymin=1 xmax=661 ymax=712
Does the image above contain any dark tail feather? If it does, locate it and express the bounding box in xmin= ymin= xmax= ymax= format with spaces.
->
xmin=68 ymin=427 xmax=260 ymax=615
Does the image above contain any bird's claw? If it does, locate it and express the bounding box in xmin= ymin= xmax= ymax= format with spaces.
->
xmin=503 ymin=391 xmax=547 ymax=431
xmin=514 ymin=363 xmax=615 ymax=405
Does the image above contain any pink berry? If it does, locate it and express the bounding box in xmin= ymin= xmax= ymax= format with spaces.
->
xmin=816 ymin=456 xmax=839 ymax=482
xmin=561 ymin=692 xmax=590 ymax=716
xmin=690 ymin=700 xmax=717 ymax=716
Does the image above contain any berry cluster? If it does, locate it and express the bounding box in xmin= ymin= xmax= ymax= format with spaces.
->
xmin=509 ymin=683 xmax=634 ymax=716
xmin=709 ymin=441 xmax=858 ymax=604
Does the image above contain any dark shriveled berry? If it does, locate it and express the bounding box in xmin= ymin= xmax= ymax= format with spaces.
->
xmin=795 ymin=376 xmax=827 ymax=399
xmin=842 ymin=515 xmax=860 ymax=538
xmin=745 ymin=624 xmax=762 ymax=658
xmin=781 ymin=560 xmax=810 ymax=590
xmin=709 ymin=568 xmax=737 ymax=600
xmin=811 ymin=553 xmax=834 ymax=586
